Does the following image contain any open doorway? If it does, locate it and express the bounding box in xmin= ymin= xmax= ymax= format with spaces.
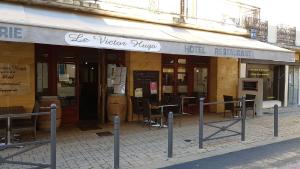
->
xmin=79 ymin=62 xmax=99 ymax=120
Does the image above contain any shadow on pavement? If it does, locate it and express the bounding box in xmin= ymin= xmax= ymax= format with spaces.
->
xmin=160 ymin=137 xmax=300 ymax=169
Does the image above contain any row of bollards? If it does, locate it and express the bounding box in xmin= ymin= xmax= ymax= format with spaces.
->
xmin=113 ymin=100 xmax=279 ymax=169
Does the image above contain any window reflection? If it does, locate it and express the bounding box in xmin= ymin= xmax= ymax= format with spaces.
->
xmin=57 ymin=63 xmax=76 ymax=107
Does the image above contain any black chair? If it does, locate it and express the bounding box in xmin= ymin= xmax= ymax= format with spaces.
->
xmin=142 ymin=98 xmax=161 ymax=129
xmin=187 ymin=93 xmax=199 ymax=114
xmin=245 ymin=94 xmax=256 ymax=118
xmin=131 ymin=96 xmax=144 ymax=122
xmin=223 ymin=95 xmax=241 ymax=117
xmin=164 ymin=95 xmax=182 ymax=126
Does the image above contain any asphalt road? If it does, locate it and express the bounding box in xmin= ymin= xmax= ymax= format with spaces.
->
xmin=161 ymin=137 xmax=300 ymax=169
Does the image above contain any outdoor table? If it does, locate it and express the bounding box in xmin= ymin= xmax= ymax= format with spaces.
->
xmin=0 ymin=106 xmax=26 ymax=145
xmin=181 ymin=96 xmax=197 ymax=115
xmin=150 ymin=103 xmax=178 ymax=128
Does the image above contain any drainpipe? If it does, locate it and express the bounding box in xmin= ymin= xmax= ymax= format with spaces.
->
xmin=180 ymin=0 xmax=185 ymax=23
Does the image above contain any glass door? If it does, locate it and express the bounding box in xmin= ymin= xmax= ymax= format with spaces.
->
xmin=193 ymin=67 xmax=208 ymax=97
xmin=57 ymin=63 xmax=78 ymax=123
xmin=288 ymin=66 xmax=299 ymax=105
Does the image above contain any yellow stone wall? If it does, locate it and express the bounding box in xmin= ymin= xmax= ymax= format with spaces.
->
xmin=0 ymin=42 xmax=35 ymax=113
xmin=214 ymin=57 xmax=239 ymax=113
xmin=295 ymin=53 xmax=300 ymax=61
xmin=126 ymin=51 xmax=161 ymax=121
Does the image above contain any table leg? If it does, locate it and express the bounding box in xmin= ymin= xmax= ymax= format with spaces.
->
xmin=7 ymin=116 xmax=11 ymax=145
xmin=161 ymin=107 xmax=164 ymax=127
xmin=181 ymin=98 xmax=184 ymax=114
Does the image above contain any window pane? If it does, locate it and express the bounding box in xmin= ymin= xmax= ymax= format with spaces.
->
xmin=57 ymin=63 xmax=76 ymax=107
xmin=193 ymin=67 xmax=208 ymax=96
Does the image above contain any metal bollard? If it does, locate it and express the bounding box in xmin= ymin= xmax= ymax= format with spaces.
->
xmin=168 ymin=112 xmax=173 ymax=158
xmin=50 ymin=104 xmax=57 ymax=169
xmin=241 ymin=97 xmax=246 ymax=141
xmin=114 ymin=116 xmax=120 ymax=169
xmin=199 ymin=98 xmax=204 ymax=149
xmin=274 ymin=104 xmax=278 ymax=137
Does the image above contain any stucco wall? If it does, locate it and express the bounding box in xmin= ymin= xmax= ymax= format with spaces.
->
xmin=209 ymin=57 xmax=239 ymax=113
xmin=126 ymin=51 xmax=161 ymax=121
xmin=0 ymin=42 xmax=35 ymax=113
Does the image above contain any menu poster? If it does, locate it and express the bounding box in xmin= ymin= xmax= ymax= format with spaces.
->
xmin=150 ymin=81 xmax=158 ymax=94
xmin=0 ymin=63 xmax=30 ymax=96
xmin=135 ymin=88 xmax=143 ymax=97
xmin=113 ymin=67 xmax=127 ymax=94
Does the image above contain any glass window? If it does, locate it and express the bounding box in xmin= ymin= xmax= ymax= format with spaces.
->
xmin=57 ymin=63 xmax=76 ymax=108
xmin=288 ymin=66 xmax=299 ymax=105
xmin=178 ymin=58 xmax=187 ymax=64
xmin=36 ymin=62 xmax=48 ymax=96
xmin=247 ymin=64 xmax=274 ymax=100
xmin=162 ymin=68 xmax=174 ymax=85
xmin=193 ymin=67 xmax=208 ymax=97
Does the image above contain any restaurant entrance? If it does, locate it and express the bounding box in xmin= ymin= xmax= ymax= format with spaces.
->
xmin=79 ymin=62 xmax=99 ymax=120
xmin=35 ymin=44 xmax=103 ymax=124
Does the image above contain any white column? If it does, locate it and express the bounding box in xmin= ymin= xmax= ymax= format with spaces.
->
xmin=284 ymin=65 xmax=289 ymax=107
xmin=240 ymin=63 xmax=246 ymax=78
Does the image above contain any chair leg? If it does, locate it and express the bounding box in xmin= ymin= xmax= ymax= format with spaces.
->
xmin=179 ymin=116 xmax=182 ymax=127
xmin=33 ymin=129 xmax=37 ymax=140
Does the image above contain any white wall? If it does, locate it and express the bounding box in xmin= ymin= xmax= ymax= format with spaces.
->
xmin=296 ymin=27 xmax=300 ymax=46
xmin=267 ymin=24 xmax=277 ymax=44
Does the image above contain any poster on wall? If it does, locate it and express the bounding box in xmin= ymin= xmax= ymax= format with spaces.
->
xmin=0 ymin=63 xmax=30 ymax=96
xmin=150 ymin=81 xmax=158 ymax=94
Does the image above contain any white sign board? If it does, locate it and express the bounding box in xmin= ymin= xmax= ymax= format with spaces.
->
xmin=65 ymin=32 xmax=161 ymax=52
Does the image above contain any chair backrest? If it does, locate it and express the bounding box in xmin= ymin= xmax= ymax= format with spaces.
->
xmin=245 ymin=94 xmax=256 ymax=108
xmin=223 ymin=95 xmax=234 ymax=111
xmin=165 ymin=95 xmax=181 ymax=115
xmin=149 ymin=94 xmax=158 ymax=104
xmin=141 ymin=98 xmax=151 ymax=115
xmin=131 ymin=96 xmax=144 ymax=115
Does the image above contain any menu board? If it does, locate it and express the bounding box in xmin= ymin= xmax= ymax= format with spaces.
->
xmin=0 ymin=63 xmax=30 ymax=96
xmin=112 ymin=67 xmax=127 ymax=94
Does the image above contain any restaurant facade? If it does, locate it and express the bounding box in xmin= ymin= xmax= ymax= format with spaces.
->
xmin=0 ymin=2 xmax=295 ymax=125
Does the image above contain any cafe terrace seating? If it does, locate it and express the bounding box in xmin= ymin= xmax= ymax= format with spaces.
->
xmin=0 ymin=104 xmax=38 ymax=143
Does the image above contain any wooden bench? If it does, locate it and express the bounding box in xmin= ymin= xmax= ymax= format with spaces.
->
xmin=0 ymin=106 xmax=37 ymax=143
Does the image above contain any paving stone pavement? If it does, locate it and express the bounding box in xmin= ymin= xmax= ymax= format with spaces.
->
xmin=1 ymin=106 xmax=300 ymax=169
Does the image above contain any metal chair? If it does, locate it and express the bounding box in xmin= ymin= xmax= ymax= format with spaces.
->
xmin=142 ymin=98 xmax=161 ymax=129
xmin=223 ymin=95 xmax=241 ymax=117
xmin=131 ymin=96 xmax=144 ymax=122
xmin=245 ymin=94 xmax=256 ymax=118
xmin=164 ymin=95 xmax=182 ymax=126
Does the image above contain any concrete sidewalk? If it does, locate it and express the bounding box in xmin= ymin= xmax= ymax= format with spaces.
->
xmin=1 ymin=107 xmax=300 ymax=169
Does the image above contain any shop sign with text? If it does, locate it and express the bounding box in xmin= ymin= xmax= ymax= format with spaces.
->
xmin=65 ymin=32 xmax=161 ymax=52
xmin=0 ymin=64 xmax=30 ymax=96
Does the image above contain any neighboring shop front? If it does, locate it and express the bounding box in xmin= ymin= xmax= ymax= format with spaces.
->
xmin=287 ymin=52 xmax=300 ymax=106
xmin=241 ymin=56 xmax=300 ymax=108
xmin=0 ymin=2 xmax=294 ymax=126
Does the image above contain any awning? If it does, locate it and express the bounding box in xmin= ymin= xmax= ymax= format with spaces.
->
xmin=0 ymin=2 xmax=294 ymax=62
